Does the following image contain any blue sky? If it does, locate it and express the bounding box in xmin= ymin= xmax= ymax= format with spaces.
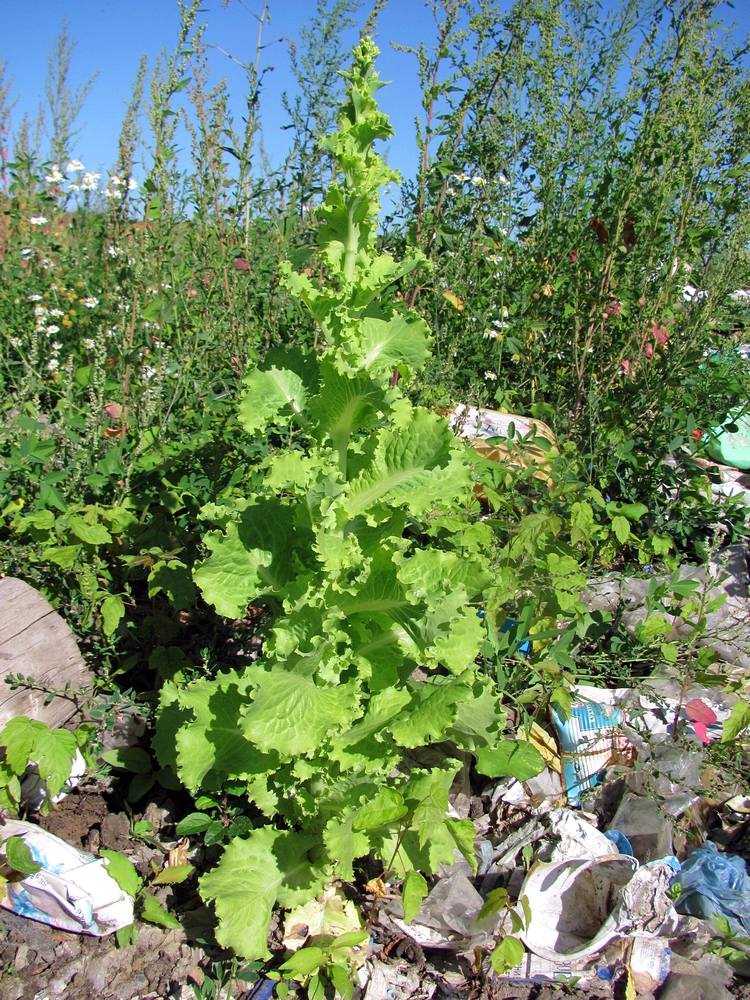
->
xmin=1 ymin=1 xmax=748 ymax=189
xmin=0 ymin=1 xmax=440 ymax=185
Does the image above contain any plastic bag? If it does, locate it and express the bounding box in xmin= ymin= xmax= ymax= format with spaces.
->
xmin=677 ymin=842 xmax=750 ymax=936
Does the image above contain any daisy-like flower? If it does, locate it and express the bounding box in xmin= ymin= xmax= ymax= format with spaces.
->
xmin=45 ymin=164 xmax=64 ymax=184
xmin=82 ymin=296 xmax=99 ymax=309
xmin=81 ymin=172 xmax=100 ymax=192
xmin=46 ymin=324 xmax=60 ymax=335
xmin=484 ymin=370 xmax=498 ymax=381
xmin=82 ymin=338 xmax=95 ymax=350
xmin=107 ymin=245 xmax=122 ymax=258
xmin=471 ymin=175 xmax=486 ymax=187
xmin=109 ymin=175 xmax=123 ymax=186
xmin=47 ymin=358 xmax=60 ymax=371
xmin=34 ymin=305 xmax=48 ymax=317
xmin=51 ymin=340 xmax=62 ymax=351
xmin=66 ymin=160 xmax=84 ymax=172
xmin=29 ymin=216 xmax=48 ymax=226
xmin=127 ymin=177 xmax=138 ymax=191
xmin=48 ymin=308 xmax=64 ymax=318
xmin=27 ymin=294 xmax=42 ymax=302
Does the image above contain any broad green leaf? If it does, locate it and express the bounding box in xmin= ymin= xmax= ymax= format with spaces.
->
xmin=101 ymin=849 xmax=143 ymax=897
xmin=478 ymin=887 xmax=509 ymax=921
xmin=396 ymin=549 xmax=490 ymax=606
xmin=475 ymin=740 xmax=545 ymax=780
xmin=722 ymin=699 xmax=750 ymax=743
xmin=40 ymin=544 xmax=81 ymax=567
xmin=324 ymin=810 xmax=370 ymax=880
xmin=151 ymin=863 xmax=194 ymax=885
xmin=344 ymin=406 xmax=470 ymax=517
xmin=356 ymin=314 xmax=430 ymax=381
xmin=238 ymin=367 xmax=307 ymax=434
xmin=280 ymin=946 xmax=325 ymax=977
xmin=353 ymin=787 xmax=407 ymax=831
xmin=140 ymin=892 xmax=181 ymax=929
xmin=175 ymin=671 xmax=277 ymax=792
xmin=68 ymin=516 xmax=112 ymax=545
xmin=175 ymin=812 xmax=213 ymax=836
xmin=194 ymin=502 xmax=308 ymax=618
xmin=390 ymin=681 xmax=468 ymax=748
xmin=200 ymin=828 xmax=281 ymax=959
xmin=101 ymin=594 xmax=125 ymax=637
xmin=241 ymin=669 xmax=358 ymax=756
xmin=402 ymin=869 xmax=428 ymax=923
xmin=308 ymin=362 xmax=385 ymax=465
xmin=490 ymin=936 xmax=525 ymax=974
xmin=610 ymin=515 xmax=631 ymax=544
xmin=4 ymin=836 xmax=41 ymax=875
xmin=0 ymin=717 xmax=77 ymax=797
xmin=329 ymin=964 xmax=355 ymax=1000
xmin=330 ymin=930 xmax=369 ymax=950
xmin=147 ymin=560 xmax=196 ymax=611
xmin=101 ymin=747 xmax=152 ymax=773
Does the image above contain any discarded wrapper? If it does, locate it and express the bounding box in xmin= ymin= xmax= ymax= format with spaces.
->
xmin=0 ymin=820 xmax=134 ymax=935
xmin=447 ymin=405 xmax=558 ymax=484
xmin=516 ymin=809 xmax=678 ymax=985
xmin=552 ymin=683 xmax=728 ymax=806
xmin=21 ymin=748 xmax=87 ymax=811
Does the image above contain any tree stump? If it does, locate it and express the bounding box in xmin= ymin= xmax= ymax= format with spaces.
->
xmin=0 ymin=578 xmax=92 ymax=729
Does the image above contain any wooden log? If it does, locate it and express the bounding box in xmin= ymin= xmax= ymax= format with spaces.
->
xmin=0 ymin=578 xmax=92 ymax=729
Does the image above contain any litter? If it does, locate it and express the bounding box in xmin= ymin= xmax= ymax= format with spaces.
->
xmin=676 ymin=841 xmax=750 ymax=936
xmin=21 ymin=748 xmax=87 ymax=811
xmin=706 ymin=407 xmax=750 ymax=470
xmin=282 ymin=884 xmax=367 ymax=964
xmin=552 ymin=682 xmax=723 ymax=807
xmin=607 ymin=792 xmax=674 ymax=864
xmin=388 ymin=859 xmax=498 ymax=952
xmin=519 ymin=852 xmax=677 ymax=964
xmin=447 ymin=405 xmax=557 ymax=483
xmin=0 ymin=819 xmax=133 ymax=935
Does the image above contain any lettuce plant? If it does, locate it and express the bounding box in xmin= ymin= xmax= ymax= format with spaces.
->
xmin=155 ymin=38 xmax=523 ymax=959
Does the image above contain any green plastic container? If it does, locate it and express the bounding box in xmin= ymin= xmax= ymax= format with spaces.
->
xmin=706 ymin=407 xmax=750 ymax=469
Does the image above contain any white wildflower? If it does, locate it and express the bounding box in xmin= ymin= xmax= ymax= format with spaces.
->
xmin=47 ymin=358 xmax=59 ymax=371
xmin=127 ymin=177 xmax=138 ymax=191
xmin=48 ymin=308 xmax=64 ymax=318
xmin=20 ymin=248 xmax=34 ymax=259
xmin=498 ymin=173 xmax=510 ymax=186
xmin=46 ymin=324 xmax=60 ymax=335
xmin=45 ymin=164 xmax=64 ymax=184
xmin=142 ymin=365 xmax=155 ymax=381
xmin=82 ymin=296 xmax=99 ymax=309
xmin=484 ymin=370 xmax=497 ymax=380
xmin=82 ymin=338 xmax=95 ymax=350
xmin=51 ymin=340 xmax=62 ymax=351
xmin=29 ymin=216 xmax=47 ymax=226
xmin=34 ymin=305 xmax=47 ymax=317
xmin=471 ymin=175 xmax=485 ymax=187
xmin=107 ymin=245 xmax=122 ymax=258
xmin=66 ymin=160 xmax=84 ymax=172
xmin=81 ymin=172 xmax=100 ymax=192
xmin=27 ymin=294 xmax=42 ymax=302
